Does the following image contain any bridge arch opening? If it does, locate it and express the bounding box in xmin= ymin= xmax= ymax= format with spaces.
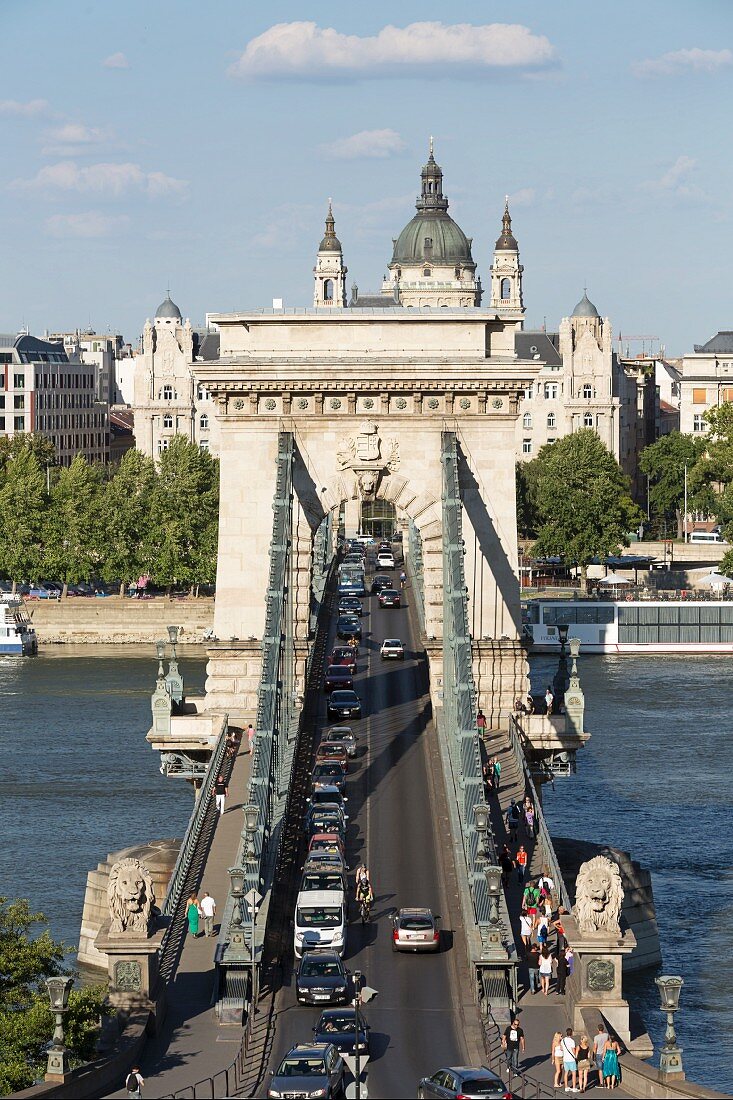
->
xmin=359 ymin=499 xmax=396 ymax=540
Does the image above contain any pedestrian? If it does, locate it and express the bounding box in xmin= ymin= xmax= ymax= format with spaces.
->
xmin=523 ymin=880 xmax=541 ymax=926
xmin=493 ymin=757 xmax=501 ymax=793
xmin=552 ymin=1031 xmax=565 ymax=1089
xmin=525 ymin=693 xmax=535 ymax=715
xmin=524 ymin=798 xmax=535 ymax=838
xmin=561 ymin=1027 xmax=579 ymax=1093
xmin=536 ymin=914 xmax=549 ymax=949
xmin=476 ymin=708 xmax=487 ymax=735
xmin=507 ymin=799 xmax=521 ymax=841
xmin=213 ymin=773 xmax=228 ymax=815
xmin=545 ymin=685 xmax=554 ymax=715
xmin=482 ymin=758 xmax=493 ymax=794
xmin=499 ymin=844 xmax=514 ymax=887
xmin=501 ymin=1014 xmax=525 ymax=1077
xmin=186 ymin=893 xmax=201 ymax=938
xmin=538 ymin=945 xmax=553 ymax=995
xmin=527 ymin=942 xmax=541 ymax=994
xmin=125 ymin=1066 xmax=144 ymax=1098
xmin=246 ymin=723 xmax=255 ymax=752
xmin=593 ymin=1022 xmax=609 ymax=1087
xmin=553 ymin=910 xmax=568 ymax=951
xmin=565 ymin=945 xmax=575 ymax=981
xmin=555 ymin=944 xmax=568 ymax=995
xmin=519 ymin=909 xmax=532 ymax=953
xmin=577 ymin=1034 xmax=592 ymax=1093
xmin=200 ymin=891 xmax=217 ymax=937
xmin=602 ymin=1037 xmax=622 ymax=1090
xmin=515 ymin=844 xmax=528 ymax=884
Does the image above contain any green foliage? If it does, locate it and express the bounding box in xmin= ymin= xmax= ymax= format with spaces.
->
xmin=0 ymin=447 xmax=46 ymax=585
xmin=516 ymin=459 xmax=543 ymax=539
xmin=529 ymin=430 xmax=643 ymax=579
xmin=0 ymin=433 xmax=55 ymax=477
xmin=0 ymin=898 xmax=108 ymax=1094
xmin=42 ymin=455 xmax=105 ymax=591
xmin=639 ymin=432 xmax=707 ymax=528
xmin=100 ymin=449 xmax=156 ymax=592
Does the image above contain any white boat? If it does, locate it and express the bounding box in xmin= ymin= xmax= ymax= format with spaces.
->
xmin=0 ymin=594 xmax=38 ymax=655
xmin=523 ymin=597 xmax=733 ymax=654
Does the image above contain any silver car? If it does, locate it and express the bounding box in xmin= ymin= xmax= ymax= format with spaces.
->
xmin=267 ymin=1043 xmax=344 ymax=1099
xmin=325 ymin=725 xmax=357 ymax=757
xmin=391 ymin=907 xmax=440 ymax=952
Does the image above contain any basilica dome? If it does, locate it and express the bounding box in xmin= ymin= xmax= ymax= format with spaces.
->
xmin=389 ymin=150 xmax=474 ymax=269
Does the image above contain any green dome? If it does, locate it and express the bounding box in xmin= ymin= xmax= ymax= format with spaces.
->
xmin=391 ymin=212 xmax=473 ymax=266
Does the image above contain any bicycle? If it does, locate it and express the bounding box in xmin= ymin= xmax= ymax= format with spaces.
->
xmin=358 ymin=895 xmax=372 ymax=923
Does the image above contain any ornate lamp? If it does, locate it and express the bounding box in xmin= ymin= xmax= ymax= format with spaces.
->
xmin=45 ymin=976 xmax=74 ymax=1082
xmin=557 ymin=623 xmax=569 ymax=651
xmin=165 ymin=625 xmax=184 ymax=706
xmin=473 ymin=802 xmax=489 ymax=861
xmin=228 ymin=866 xmax=245 ymax=928
xmin=155 ymin=640 xmax=166 ymax=679
xmin=167 ymin=624 xmax=179 ymax=648
xmin=655 ymin=975 xmax=684 ymax=1076
xmin=481 ymin=863 xmax=506 ymax=961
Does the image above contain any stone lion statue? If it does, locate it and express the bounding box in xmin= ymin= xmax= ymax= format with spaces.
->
xmin=358 ymin=471 xmax=378 ymax=498
xmin=108 ymin=857 xmax=155 ymax=934
xmin=573 ymin=855 xmax=623 ymax=935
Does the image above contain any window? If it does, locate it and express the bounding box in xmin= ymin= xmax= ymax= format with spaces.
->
xmin=693 ymin=414 xmax=707 ymax=432
xmin=200 ymin=413 xmax=209 ymax=430
xmin=197 ymin=384 xmax=209 ymax=401
xmin=583 ymin=412 xmax=594 ymax=428
xmin=424 ymin=236 xmax=433 ymax=248
xmin=500 ymin=277 xmax=511 ymax=300
xmin=14 ymin=416 xmax=24 ymax=431
xmin=13 ymin=396 xmax=24 ymax=410
xmin=721 ymin=387 xmax=733 ymax=403
xmin=0 ymin=396 xmax=4 ymax=409
xmin=323 ymin=279 xmax=334 ymax=302
xmin=200 ymin=440 xmax=210 ymax=452
xmin=157 ymin=438 xmax=170 ymax=454
xmin=545 ymin=382 xmax=559 ymax=400
xmin=523 ymin=386 xmax=533 ymax=401
xmin=161 ymin=385 xmax=173 ymax=401
xmin=0 ymin=416 xmax=4 ymax=430
xmin=423 ymin=267 xmax=431 ymax=277
xmin=522 ymin=412 xmax=532 ymax=429
xmin=163 ymin=414 xmax=173 ymax=429
xmin=522 ymin=438 xmax=532 ymax=454
xmin=547 ymin=412 xmax=556 ymax=429
xmin=582 ymin=383 xmax=594 ymax=399
xmin=692 ymin=388 xmax=707 ymax=405
xmin=13 ymin=373 xmax=24 ymax=389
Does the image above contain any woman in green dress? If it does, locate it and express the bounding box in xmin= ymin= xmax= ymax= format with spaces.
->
xmin=186 ymin=893 xmax=201 ymax=937
xmin=602 ymin=1037 xmax=621 ymax=1089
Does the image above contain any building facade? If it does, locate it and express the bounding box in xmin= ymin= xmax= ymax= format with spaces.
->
xmin=678 ymin=331 xmax=733 ymax=436
xmin=0 ymin=333 xmax=108 ymax=465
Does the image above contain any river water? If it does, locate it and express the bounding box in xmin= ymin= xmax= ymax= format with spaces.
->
xmin=0 ymin=647 xmax=726 ymax=1091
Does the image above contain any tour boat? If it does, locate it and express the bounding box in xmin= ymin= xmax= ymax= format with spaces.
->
xmin=523 ymin=597 xmax=733 ymax=654
xmin=0 ymin=595 xmax=38 ymax=655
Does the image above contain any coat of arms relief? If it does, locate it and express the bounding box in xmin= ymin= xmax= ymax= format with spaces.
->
xmin=336 ymin=421 xmax=400 ymax=500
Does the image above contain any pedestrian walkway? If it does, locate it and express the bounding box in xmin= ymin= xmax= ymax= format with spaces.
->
xmin=482 ymin=727 xmax=632 ymax=1098
xmin=108 ymin=742 xmax=252 ymax=1099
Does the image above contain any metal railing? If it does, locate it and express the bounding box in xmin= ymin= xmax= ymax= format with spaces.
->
xmin=481 ymin=1003 xmax=557 ymax=1099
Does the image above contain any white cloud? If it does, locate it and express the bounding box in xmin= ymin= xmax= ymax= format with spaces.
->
xmin=633 ymin=47 xmax=732 ymax=78
xmin=41 ymin=123 xmax=110 ymax=156
xmin=0 ymin=98 xmax=51 ymax=117
xmin=641 ymin=156 xmax=707 ymax=201
xmin=45 ymin=211 xmax=130 ymax=238
xmin=103 ymin=52 xmax=129 ymax=69
xmin=508 ymin=187 xmax=535 ymax=207
xmin=10 ymin=161 xmax=188 ymax=199
xmin=320 ymin=129 xmax=406 ymax=160
xmin=229 ymin=21 xmax=556 ymax=81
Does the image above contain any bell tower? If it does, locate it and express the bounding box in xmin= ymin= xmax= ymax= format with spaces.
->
xmin=489 ymin=198 xmax=524 ymax=316
xmin=313 ymin=201 xmax=347 ymax=308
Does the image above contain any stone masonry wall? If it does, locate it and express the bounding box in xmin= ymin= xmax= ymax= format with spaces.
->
xmin=28 ymin=596 xmax=214 ymax=644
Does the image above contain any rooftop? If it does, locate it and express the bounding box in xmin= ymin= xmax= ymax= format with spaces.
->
xmin=693 ymin=331 xmax=733 ymax=354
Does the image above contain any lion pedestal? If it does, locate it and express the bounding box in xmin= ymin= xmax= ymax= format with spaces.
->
xmin=565 ymin=855 xmax=636 ymax=1044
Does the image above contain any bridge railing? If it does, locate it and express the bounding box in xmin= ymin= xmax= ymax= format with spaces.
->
xmin=407 ymin=517 xmax=426 ymax=634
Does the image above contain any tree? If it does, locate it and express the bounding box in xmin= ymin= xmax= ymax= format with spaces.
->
xmin=0 ymin=446 xmax=47 ymax=590
xmin=638 ymin=432 xmax=707 ymax=536
xmin=42 ymin=455 xmax=105 ymax=595
xmin=0 ymin=433 xmax=56 ymax=481
xmin=530 ymin=430 xmax=643 ymax=588
xmin=145 ymin=437 xmax=219 ymax=592
xmin=0 ymin=897 xmax=108 ymax=1095
xmin=100 ymin=449 xmax=156 ymax=594
xmin=516 ymin=459 xmax=543 ymax=539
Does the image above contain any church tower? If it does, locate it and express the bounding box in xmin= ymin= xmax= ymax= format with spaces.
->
xmin=313 ymin=202 xmax=347 ymax=307
xmin=489 ymin=199 xmax=524 ymax=316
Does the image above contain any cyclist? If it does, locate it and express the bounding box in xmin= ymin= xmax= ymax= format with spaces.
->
xmin=399 ymin=570 xmax=407 ymax=589
xmin=355 ymin=875 xmax=373 ymax=923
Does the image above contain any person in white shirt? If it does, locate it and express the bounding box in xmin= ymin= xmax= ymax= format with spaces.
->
xmin=562 ymin=1027 xmax=578 ymax=1093
xmin=200 ymin=892 xmax=217 ymax=937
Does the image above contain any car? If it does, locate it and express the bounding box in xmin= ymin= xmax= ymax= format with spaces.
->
xmin=323 ymin=725 xmax=357 ymax=757
xmin=377 ymin=552 xmax=395 ymax=569
xmin=418 ymin=1066 xmax=512 ymax=1098
xmin=308 ymin=832 xmax=346 ymax=861
xmin=25 ymin=584 xmax=57 ymax=600
xmin=336 ymin=615 xmax=362 ymax=641
xmin=311 ymin=761 xmax=347 ymax=793
xmin=371 ymin=574 xmax=392 ymax=594
xmin=313 ymin=1007 xmax=370 ymax=1055
xmin=300 ymin=863 xmax=348 ymax=894
xmin=296 ymin=949 xmax=350 ymax=1006
xmin=378 ymin=541 xmax=392 ymax=552
xmin=324 ymin=664 xmax=354 ymax=694
xmin=392 ymin=907 xmax=440 ymax=952
xmin=330 ymin=645 xmax=358 ymax=673
xmin=338 ymin=573 xmax=366 ymax=596
xmin=341 ymin=553 xmax=365 ymax=568
xmin=308 ymin=786 xmax=349 ymax=813
xmin=353 ymin=534 xmax=374 ymax=545
xmin=338 ymin=595 xmax=363 ymax=616
xmin=328 ymin=689 xmax=362 ymax=721
xmin=306 ymin=809 xmax=347 ymax=840
xmin=378 ymin=588 xmax=401 ymax=608
xmin=380 ymin=638 xmax=405 ymax=660
xmin=267 ymin=1043 xmax=344 ymax=1100
xmin=315 ymin=741 xmax=350 ymax=770
xmin=294 ymin=889 xmax=347 ymax=958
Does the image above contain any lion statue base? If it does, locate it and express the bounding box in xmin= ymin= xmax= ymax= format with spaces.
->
xmin=572 ymin=854 xmax=624 ymax=936
xmin=107 ymin=856 xmax=155 ymax=935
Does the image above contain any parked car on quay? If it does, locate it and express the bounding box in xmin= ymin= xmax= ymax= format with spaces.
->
xmin=267 ymin=1043 xmax=344 ymax=1099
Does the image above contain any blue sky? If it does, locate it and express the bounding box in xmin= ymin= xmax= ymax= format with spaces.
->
xmin=1 ymin=0 xmax=731 ymax=355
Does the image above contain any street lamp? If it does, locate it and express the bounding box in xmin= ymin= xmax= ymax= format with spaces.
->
xmin=44 ymin=976 xmax=74 ymax=1082
xmin=167 ymin=624 xmax=179 ymax=652
xmin=473 ymin=802 xmax=489 ymax=860
xmin=484 ymin=864 xmax=502 ymax=925
xmin=228 ymin=866 xmax=245 ymax=928
xmin=655 ymin=975 xmax=684 ymax=1077
xmin=243 ymin=803 xmax=259 ymax=858
xmin=165 ymin=625 xmax=184 ymax=706
xmin=557 ymin=623 xmax=569 ymax=652
xmin=155 ymin=639 xmax=166 ymax=679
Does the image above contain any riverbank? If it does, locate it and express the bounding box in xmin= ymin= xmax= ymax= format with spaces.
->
xmin=26 ymin=595 xmax=214 ymax=644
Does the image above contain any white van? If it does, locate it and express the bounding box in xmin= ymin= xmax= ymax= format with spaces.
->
xmin=690 ymin=530 xmax=726 ymax=543
xmin=293 ymin=889 xmax=347 ymax=958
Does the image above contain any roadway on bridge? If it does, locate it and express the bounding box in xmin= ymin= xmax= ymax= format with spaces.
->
xmin=260 ymin=564 xmax=483 ymax=1097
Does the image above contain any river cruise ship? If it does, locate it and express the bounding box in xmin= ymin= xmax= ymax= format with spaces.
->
xmin=0 ymin=595 xmax=38 ymax=655
xmin=523 ymin=597 xmax=733 ymax=654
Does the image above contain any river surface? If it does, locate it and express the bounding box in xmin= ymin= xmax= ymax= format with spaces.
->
xmin=0 ymin=648 xmax=727 ymax=1092
xmin=531 ymin=652 xmax=732 ymax=1095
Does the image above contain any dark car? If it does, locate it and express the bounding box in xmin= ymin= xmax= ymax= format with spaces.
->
xmin=338 ymin=595 xmax=363 ymax=616
xmin=378 ymin=587 xmax=401 ymax=608
xmin=418 ymin=1065 xmax=512 ymax=1098
xmin=267 ymin=1043 xmax=344 ymax=1100
xmin=300 ymin=863 xmax=348 ymax=894
xmin=336 ymin=615 xmax=362 ymax=641
xmin=296 ymin=950 xmax=350 ymax=1006
xmin=371 ymin=574 xmax=392 ymax=594
xmin=311 ymin=761 xmax=347 ymax=793
xmin=306 ymin=806 xmax=347 ymax=838
xmin=328 ymin=689 xmax=362 ymax=721
xmin=330 ymin=645 xmax=357 ymax=673
xmin=313 ymin=1007 xmax=370 ymax=1055
xmin=308 ymin=787 xmax=348 ymax=815
xmin=324 ymin=664 xmax=354 ymax=693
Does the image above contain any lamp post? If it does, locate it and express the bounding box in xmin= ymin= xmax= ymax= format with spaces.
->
xmin=228 ymin=865 xmax=245 ymax=929
xmin=243 ymin=803 xmax=259 ymax=860
xmin=44 ymin=976 xmax=74 ymax=1082
xmin=655 ymin=975 xmax=684 ymax=1077
xmin=473 ymin=801 xmax=489 ymax=861
xmin=165 ymin=624 xmax=184 ymax=707
xmin=155 ymin=639 xmax=166 ymax=681
xmin=482 ymin=863 xmax=506 ymax=960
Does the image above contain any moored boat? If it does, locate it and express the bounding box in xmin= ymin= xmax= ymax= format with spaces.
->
xmin=0 ymin=594 xmax=38 ymax=655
